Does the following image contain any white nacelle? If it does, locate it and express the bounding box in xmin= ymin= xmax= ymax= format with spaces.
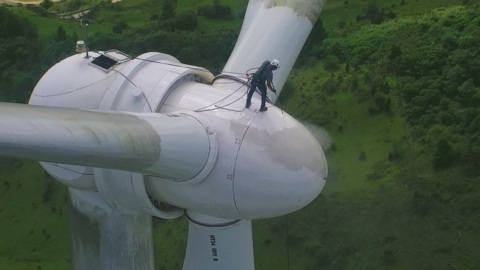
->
xmin=22 ymin=0 xmax=330 ymax=221
xmin=27 ymin=51 xmax=215 ymax=219
xmin=25 ymin=49 xmax=327 ymax=221
xmin=148 ymin=82 xmax=328 ymax=220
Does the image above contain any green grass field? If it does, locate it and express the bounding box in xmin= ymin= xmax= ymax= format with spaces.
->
xmin=0 ymin=160 xmax=70 ymax=270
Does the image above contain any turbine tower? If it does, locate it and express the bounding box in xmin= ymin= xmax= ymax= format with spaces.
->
xmin=0 ymin=0 xmax=328 ymax=269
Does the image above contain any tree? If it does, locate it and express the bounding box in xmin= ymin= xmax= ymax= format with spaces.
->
xmin=433 ymin=139 xmax=455 ymax=170
xmin=324 ymin=55 xmax=340 ymax=72
xmin=161 ymin=12 xmax=198 ymax=31
xmin=365 ymin=4 xmax=388 ymax=24
xmin=0 ymin=7 xmax=41 ymax=102
xmin=161 ymin=0 xmax=175 ymax=20
xmin=40 ymin=0 xmax=51 ymax=9
xmin=389 ymin=44 xmax=402 ymax=60
xmin=55 ymin=25 xmax=67 ymax=42
xmin=458 ymin=79 xmax=477 ymax=105
xmin=150 ymin=14 xmax=159 ymax=21
xmin=71 ymin=31 xmax=78 ymax=41
xmin=0 ymin=6 xmax=38 ymax=39
xmin=307 ymin=18 xmax=328 ymax=45
xmin=321 ymin=78 xmax=337 ymax=95
xmin=359 ymin=151 xmax=367 ymax=161
xmin=442 ymin=34 xmax=458 ymax=50
xmin=365 ymin=4 xmax=380 ymax=20
xmin=197 ymin=0 xmax=233 ymax=19
xmin=112 ymin=21 xmax=129 ymax=34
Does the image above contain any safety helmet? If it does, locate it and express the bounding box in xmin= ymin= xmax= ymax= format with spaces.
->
xmin=271 ymin=59 xmax=280 ymax=69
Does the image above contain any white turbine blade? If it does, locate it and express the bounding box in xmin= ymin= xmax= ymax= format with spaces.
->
xmin=0 ymin=102 xmax=212 ymax=181
xmin=217 ymin=0 xmax=327 ymax=101
xmin=183 ymin=216 xmax=254 ymax=270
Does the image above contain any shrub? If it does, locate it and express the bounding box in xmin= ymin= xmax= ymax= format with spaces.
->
xmin=198 ymin=0 xmax=233 ymax=20
xmin=359 ymin=151 xmax=367 ymax=161
xmin=433 ymin=139 xmax=455 ymax=170
xmin=55 ymin=26 xmax=67 ymax=42
xmin=442 ymin=34 xmax=458 ymax=50
xmin=324 ymin=55 xmax=340 ymax=72
xmin=161 ymin=12 xmax=198 ymax=31
xmin=39 ymin=0 xmax=51 ymax=10
xmin=321 ymin=78 xmax=337 ymax=95
xmin=161 ymin=0 xmax=175 ymax=20
xmin=112 ymin=21 xmax=128 ymax=34
xmin=42 ymin=177 xmax=53 ymax=203
xmin=388 ymin=143 xmax=403 ymax=161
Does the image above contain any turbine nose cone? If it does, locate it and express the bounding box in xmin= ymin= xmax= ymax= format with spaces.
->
xmin=233 ymin=107 xmax=327 ymax=220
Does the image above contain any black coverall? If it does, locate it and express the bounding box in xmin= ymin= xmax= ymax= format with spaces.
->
xmin=246 ymin=61 xmax=273 ymax=109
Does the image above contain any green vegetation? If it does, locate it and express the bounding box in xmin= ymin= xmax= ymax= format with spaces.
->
xmin=1 ymin=0 xmax=480 ymax=269
xmin=0 ymin=159 xmax=70 ymax=270
xmin=198 ymin=0 xmax=235 ymax=19
xmin=0 ymin=6 xmax=41 ymax=102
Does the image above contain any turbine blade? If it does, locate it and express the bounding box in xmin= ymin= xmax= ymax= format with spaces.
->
xmin=217 ymin=0 xmax=327 ymax=101
xmin=183 ymin=215 xmax=254 ymax=270
xmin=0 ymin=102 xmax=211 ymax=181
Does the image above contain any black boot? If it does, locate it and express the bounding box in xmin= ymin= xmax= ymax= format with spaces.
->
xmin=246 ymin=101 xmax=251 ymax=108
xmin=259 ymin=107 xmax=268 ymax=112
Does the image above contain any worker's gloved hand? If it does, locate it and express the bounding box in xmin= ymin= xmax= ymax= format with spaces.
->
xmin=272 ymin=89 xmax=277 ymax=93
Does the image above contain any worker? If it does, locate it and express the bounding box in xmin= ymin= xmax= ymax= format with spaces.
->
xmin=246 ymin=59 xmax=280 ymax=112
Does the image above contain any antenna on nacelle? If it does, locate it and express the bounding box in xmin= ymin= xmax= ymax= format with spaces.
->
xmin=76 ymin=19 xmax=90 ymax=59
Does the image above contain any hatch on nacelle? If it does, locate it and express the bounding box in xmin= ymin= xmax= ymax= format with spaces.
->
xmin=89 ymin=50 xmax=131 ymax=72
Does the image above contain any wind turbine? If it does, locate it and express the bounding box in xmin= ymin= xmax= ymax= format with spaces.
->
xmin=0 ymin=0 xmax=328 ymax=269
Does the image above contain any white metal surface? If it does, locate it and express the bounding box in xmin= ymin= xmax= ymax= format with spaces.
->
xmin=98 ymin=52 xmax=213 ymax=114
xmin=218 ymin=0 xmax=327 ymax=101
xmin=69 ymin=189 xmax=154 ymax=270
xmin=0 ymin=103 xmax=212 ymax=181
xmin=29 ymin=52 xmax=126 ymax=191
xmin=234 ymin=106 xmax=328 ymax=219
xmin=147 ymin=80 xmax=327 ymax=220
xmin=42 ymin=163 xmax=97 ymax=191
xmin=28 ymin=51 xmax=214 ymax=194
xmin=94 ymin=169 xmax=184 ymax=219
xmin=148 ymin=82 xmax=258 ymax=219
xmin=183 ymin=212 xmax=254 ymax=270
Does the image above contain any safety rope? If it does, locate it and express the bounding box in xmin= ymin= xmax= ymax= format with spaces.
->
xmin=61 ymin=53 xmax=277 ymax=114
xmin=135 ymin=57 xmax=253 ymax=77
xmin=194 ymin=74 xmax=252 ymax=113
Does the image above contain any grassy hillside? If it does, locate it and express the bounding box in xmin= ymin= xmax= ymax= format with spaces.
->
xmin=0 ymin=160 xmax=70 ymax=270
xmin=321 ymin=0 xmax=464 ymax=29
xmin=1 ymin=0 xmax=480 ymax=270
